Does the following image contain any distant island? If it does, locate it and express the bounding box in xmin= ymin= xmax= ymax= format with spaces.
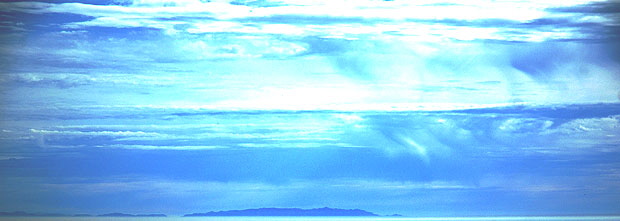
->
xmin=97 ymin=213 xmax=166 ymax=217
xmin=0 ymin=211 xmax=65 ymax=217
xmin=1 ymin=208 xmax=386 ymax=217
xmin=0 ymin=211 xmax=165 ymax=217
xmin=184 ymin=207 xmax=379 ymax=216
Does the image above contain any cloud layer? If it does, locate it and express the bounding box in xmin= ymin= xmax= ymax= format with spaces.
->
xmin=1 ymin=0 xmax=620 ymax=217
xmin=3 ymin=0 xmax=617 ymax=42
xmin=2 ymin=0 xmax=620 ymax=110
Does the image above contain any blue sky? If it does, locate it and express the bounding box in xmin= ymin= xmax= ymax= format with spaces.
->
xmin=1 ymin=0 xmax=620 ymax=217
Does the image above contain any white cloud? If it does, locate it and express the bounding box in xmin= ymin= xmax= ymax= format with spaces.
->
xmin=178 ymin=37 xmax=307 ymax=59
xmin=554 ymin=116 xmax=620 ymax=134
xmin=2 ymin=0 xmax=607 ymax=42
xmin=21 ymin=111 xmax=354 ymax=150
xmin=41 ymin=178 xmax=474 ymax=198
xmin=30 ymin=129 xmax=162 ymax=137
xmin=493 ymin=115 xmax=620 ymax=154
xmin=4 ymin=1 xmax=617 ymax=110
xmin=498 ymin=118 xmax=554 ymax=133
xmin=101 ymin=144 xmax=227 ymax=150
xmin=540 ymin=115 xmax=620 ymax=151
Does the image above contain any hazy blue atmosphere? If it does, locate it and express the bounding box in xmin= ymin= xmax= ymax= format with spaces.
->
xmin=1 ymin=0 xmax=620 ymax=217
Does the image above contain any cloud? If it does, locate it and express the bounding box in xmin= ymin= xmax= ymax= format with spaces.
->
xmin=338 ymin=104 xmax=620 ymax=160
xmin=550 ymin=1 xmax=620 ymax=15
xmin=29 ymin=129 xmax=162 ymax=137
xmin=7 ymin=73 xmax=99 ymax=88
xmin=497 ymin=118 xmax=554 ymax=133
xmin=509 ymin=42 xmax=586 ymax=80
xmin=101 ymin=144 xmax=228 ymax=150
xmin=4 ymin=103 xmax=620 ymax=215
xmin=8 ymin=102 xmax=618 ymax=155
xmin=0 ymin=2 xmax=53 ymax=13
xmin=3 ymin=1 xmax=619 ymax=110
xmin=21 ymin=110 xmax=356 ymax=150
xmin=2 ymin=0 xmax=616 ymax=42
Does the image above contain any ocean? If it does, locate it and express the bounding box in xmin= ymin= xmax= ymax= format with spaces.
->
xmin=1 ymin=217 xmax=619 ymax=221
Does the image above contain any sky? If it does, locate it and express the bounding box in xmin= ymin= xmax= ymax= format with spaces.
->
xmin=1 ymin=0 xmax=620 ymax=217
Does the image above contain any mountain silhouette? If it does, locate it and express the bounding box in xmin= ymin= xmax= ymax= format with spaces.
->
xmin=97 ymin=213 xmax=166 ymax=217
xmin=185 ymin=207 xmax=379 ymax=216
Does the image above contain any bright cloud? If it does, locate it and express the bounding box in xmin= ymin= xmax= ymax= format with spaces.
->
xmin=1 ymin=0 xmax=614 ymax=42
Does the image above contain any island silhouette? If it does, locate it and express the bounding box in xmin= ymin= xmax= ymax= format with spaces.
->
xmin=97 ymin=213 xmax=166 ymax=217
xmin=1 ymin=207 xmax=397 ymax=217
xmin=184 ymin=207 xmax=379 ymax=216
xmin=0 ymin=211 xmax=165 ymax=217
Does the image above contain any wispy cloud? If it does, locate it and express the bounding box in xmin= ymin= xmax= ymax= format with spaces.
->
xmin=21 ymin=110 xmax=357 ymax=150
xmin=9 ymin=104 xmax=617 ymax=156
xmin=100 ymin=144 xmax=228 ymax=150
